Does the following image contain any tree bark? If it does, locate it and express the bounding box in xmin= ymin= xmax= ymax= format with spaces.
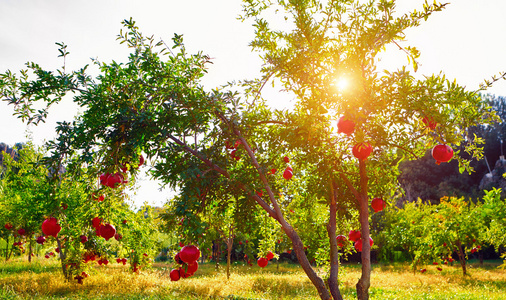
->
xmin=356 ymin=159 xmax=371 ymax=300
xmin=28 ymin=238 xmax=32 ymax=263
xmin=56 ymin=237 xmax=69 ymax=280
xmin=327 ymin=192 xmax=344 ymax=300
xmin=455 ymin=241 xmax=467 ymax=276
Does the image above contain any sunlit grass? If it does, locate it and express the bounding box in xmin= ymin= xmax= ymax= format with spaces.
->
xmin=0 ymin=257 xmax=505 ymax=299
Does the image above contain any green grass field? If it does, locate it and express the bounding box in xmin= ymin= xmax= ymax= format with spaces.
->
xmin=0 ymin=258 xmax=505 ymax=299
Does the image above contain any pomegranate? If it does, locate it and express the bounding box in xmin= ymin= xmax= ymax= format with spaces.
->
xmin=36 ymin=236 xmax=46 ymax=245
xmin=138 ymin=155 xmax=145 ymax=167
xmin=270 ymin=168 xmax=277 ymax=174
xmin=187 ymin=261 xmax=199 ymax=275
xmin=283 ymin=156 xmax=290 ymax=163
xmin=179 ymin=245 xmax=200 ymax=263
xmin=431 ymin=144 xmax=453 ymax=165
xmin=420 ymin=268 xmax=427 ymax=273
xmin=257 ymin=257 xmax=268 ymax=268
xmin=4 ymin=223 xmax=13 ymax=230
xmin=92 ymin=217 xmax=102 ymax=229
xmin=80 ymin=235 xmax=88 ymax=243
xmin=336 ymin=235 xmax=347 ymax=247
xmin=337 ymin=116 xmax=355 ymax=135
xmin=371 ymin=198 xmax=386 ymax=213
xmin=266 ymin=251 xmax=274 ymax=261
xmin=17 ymin=228 xmax=26 ymax=236
xmin=354 ymin=237 xmax=374 ymax=252
xmin=170 ymin=269 xmax=180 ymax=281
xmin=41 ymin=217 xmax=61 ymax=237
xmin=283 ymin=168 xmax=293 ymax=180
xmin=348 ymin=230 xmax=361 ymax=242
xmin=437 ymin=267 xmax=443 ymax=271
xmin=352 ymin=142 xmax=372 ymax=160
xmin=99 ymin=224 xmax=116 ymax=241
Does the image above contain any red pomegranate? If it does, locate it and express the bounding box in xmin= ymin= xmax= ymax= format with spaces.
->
xmin=36 ymin=236 xmax=46 ymax=245
xmin=283 ymin=167 xmax=293 ymax=180
xmin=348 ymin=230 xmax=361 ymax=242
xmin=257 ymin=257 xmax=268 ymax=268
xmin=187 ymin=261 xmax=199 ymax=275
xmin=80 ymin=235 xmax=88 ymax=243
xmin=337 ymin=116 xmax=355 ymax=135
xmin=432 ymin=144 xmax=453 ymax=165
xmin=4 ymin=223 xmax=13 ymax=230
xmin=92 ymin=217 xmax=102 ymax=229
xmin=179 ymin=245 xmax=200 ymax=263
xmin=352 ymin=142 xmax=372 ymax=160
xmin=371 ymin=198 xmax=386 ymax=213
xmin=170 ymin=269 xmax=180 ymax=281
xmin=17 ymin=228 xmax=26 ymax=236
xmin=354 ymin=237 xmax=374 ymax=252
xmin=99 ymin=224 xmax=116 ymax=241
xmin=336 ymin=235 xmax=347 ymax=247
xmin=41 ymin=217 xmax=61 ymax=237
xmin=266 ymin=251 xmax=274 ymax=261
xmin=283 ymin=156 xmax=290 ymax=163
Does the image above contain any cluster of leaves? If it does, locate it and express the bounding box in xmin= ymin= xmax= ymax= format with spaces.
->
xmin=377 ymin=196 xmax=491 ymax=275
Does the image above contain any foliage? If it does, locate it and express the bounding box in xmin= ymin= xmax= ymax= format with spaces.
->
xmin=0 ymin=1 xmax=502 ymax=299
xmin=378 ymin=196 xmax=486 ymax=275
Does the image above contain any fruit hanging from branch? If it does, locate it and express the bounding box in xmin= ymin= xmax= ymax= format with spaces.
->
xmin=431 ymin=144 xmax=454 ymax=165
xmin=371 ymin=198 xmax=386 ymax=213
xmin=354 ymin=237 xmax=374 ymax=252
xmin=348 ymin=230 xmax=361 ymax=242
xmin=99 ymin=224 xmax=116 ymax=241
xmin=336 ymin=235 xmax=347 ymax=247
xmin=352 ymin=142 xmax=372 ymax=160
xmin=337 ymin=116 xmax=356 ymax=135
xmin=257 ymin=257 xmax=268 ymax=268
xmin=41 ymin=217 xmax=61 ymax=237
xmin=283 ymin=167 xmax=293 ymax=180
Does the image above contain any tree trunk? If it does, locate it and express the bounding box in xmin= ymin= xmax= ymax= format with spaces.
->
xmin=327 ymin=180 xmax=344 ymax=300
xmin=5 ymin=236 xmax=9 ymax=261
xmin=56 ymin=237 xmax=69 ymax=280
xmin=284 ymin=227 xmax=332 ymax=300
xmin=356 ymin=159 xmax=371 ymax=300
xmin=455 ymin=241 xmax=467 ymax=276
xmin=226 ymin=238 xmax=232 ymax=280
xmin=28 ymin=238 xmax=32 ymax=263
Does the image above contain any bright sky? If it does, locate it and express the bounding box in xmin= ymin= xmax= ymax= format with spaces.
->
xmin=1 ymin=0 xmax=506 ymax=208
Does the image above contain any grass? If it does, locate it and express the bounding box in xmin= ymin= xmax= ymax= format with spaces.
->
xmin=0 ymin=258 xmax=505 ymax=299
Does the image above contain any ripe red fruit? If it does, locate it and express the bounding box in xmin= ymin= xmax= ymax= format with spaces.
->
xmin=283 ymin=156 xmax=290 ymax=163
xmin=287 ymin=250 xmax=292 ymax=254
xmin=432 ymin=262 xmax=438 ymax=265
xmin=61 ymin=203 xmax=68 ymax=210
xmin=121 ymin=258 xmax=127 ymax=265
xmin=471 ymin=247 xmax=477 ymax=254
xmin=422 ymin=116 xmax=437 ymax=130
xmin=55 ymin=247 xmax=60 ymax=253
xmin=187 ymin=261 xmax=199 ymax=275
xmin=283 ymin=168 xmax=293 ymax=180
xmin=178 ymin=266 xmax=190 ymax=278
xmin=45 ymin=254 xmax=50 ymax=259
xmin=138 ymin=155 xmax=145 ymax=167
xmin=179 ymin=241 xmax=184 ymax=247
xmin=257 ymin=257 xmax=268 ymax=268
xmin=443 ymin=242 xmax=447 ymax=247
xmin=114 ymin=233 xmax=123 ymax=241
xmin=100 ymin=224 xmax=116 ymax=241
xmin=431 ymin=144 xmax=453 ymax=165
xmin=348 ymin=230 xmax=361 ymax=242
xmin=239 ymin=241 xmax=243 ymax=245
xmin=36 ymin=236 xmax=46 ymax=245
xmin=270 ymin=168 xmax=277 ymax=174
xmin=4 ymin=223 xmax=13 ymax=230
xmin=337 ymin=116 xmax=355 ymax=135
xmin=179 ymin=245 xmax=200 ymax=263
xmin=266 ymin=251 xmax=274 ymax=261
xmin=41 ymin=217 xmax=61 ymax=237
xmin=92 ymin=217 xmax=102 ymax=229
xmin=448 ymin=258 xmax=454 ymax=263
xmin=437 ymin=267 xmax=442 ymax=271
xmin=143 ymin=253 xmax=148 ymax=257
xmin=256 ymin=190 xmax=263 ymax=197
xmin=17 ymin=228 xmax=26 ymax=236
xmin=354 ymin=237 xmax=374 ymax=252
xmin=170 ymin=269 xmax=181 ymax=281
xmin=122 ymin=220 xmax=127 ymax=224
xmin=420 ymin=268 xmax=427 ymax=273
xmin=371 ymin=198 xmax=386 ymax=213
xmin=352 ymin=142 xmax=373 ymax=160
xmin=245 ymin=240 xmax=249 ymax=244
xmin=336 ymin=235 xmax=347 ymax=247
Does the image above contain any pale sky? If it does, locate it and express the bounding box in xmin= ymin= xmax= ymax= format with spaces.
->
xmin=1 ymin=0 xmax=506 ymax=208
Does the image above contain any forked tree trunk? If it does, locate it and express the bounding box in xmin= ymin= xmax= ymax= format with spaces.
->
xmin=56 ymin=237 xmax=69 ymax=280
